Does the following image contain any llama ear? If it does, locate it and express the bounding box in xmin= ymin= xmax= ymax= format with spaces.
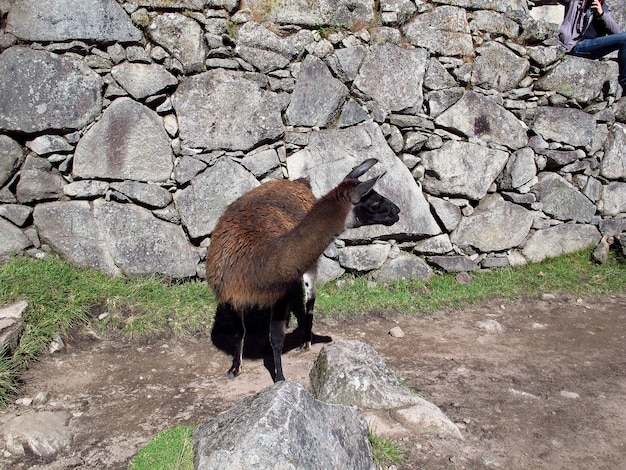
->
xmin=349 ymin=174 xmax=381 ymax=203
xmin=345 ymin=158 xmax=378 ymax=180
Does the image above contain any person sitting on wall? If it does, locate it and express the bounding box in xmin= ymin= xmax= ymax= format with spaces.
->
xmin=557 ymin=0 xmax=626 ymax=94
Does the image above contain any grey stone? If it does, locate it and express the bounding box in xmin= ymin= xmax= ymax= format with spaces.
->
xmin=427 ymin=255 xmax=478 ymax=272
xmin=0 ymin=204 xmax=31 ymax=227
xmin=540 ymin=149 xmax=584 ymax=168
xmin=338 ymin=99 xmax=369 ymax=128
xmin=527 ymin=45 xmax=566 ymax=68
xmin=136 ymin=0 xmax=206 ymax=8
xmin=0 ymin=135 xmax=23 ymax=188
xmin=528 ymin=106 xmax=596 ymax=147
xmin=498 ymin=147 xmax=537 ymax=190
xmin=148 ymin=13 xmax=206 ymax=73
xmin=374 ymin=251 xmax=433 ymax=282
xmin=424 ymin=58 xmax=458 ymax=91
xmin=109 ymin=181 xmax=172 ymax=209
xmin=241 ymin=0 xmax=375 ymax=26
xmin=522 ymin=224 xmax=601 ymax=262
xmin=34 ymin=201 xmax=120 ymax=275
xmin=403 ymin=6 xmax=474 ymax=57
xmin=286 ymin=55 xmax=349 ymax=127
xmin=0 ymin=300 xmax=27 ymax=353
xmin=74 ymin=98 xmax=173 ymax=182
xmin=173 ymin=69 xmax=285 ymax=151
xmin=414 ymin=233 xmax=454 ymax=254
xmin=240 ymin=148 xmax=281 ymax=178
xmin=435 ymin=91 xmax=528 ymax=150
xmin=93 ymin=200 xmax=199 ymax=278
xmin=471 ymin=42 xmax=530 ymax=92
xmin=420 ymin=140 xmax=509 ymax=200
xmin=337 ymin=244 xmax=391 ymax=271
xmin=311 ymin=340 xmax=425 ymax=409
xmin=317 ymin=255 xmax=345 ymax=285
xmin=531 ymin=173 xmax=597 ymax=223
xmin=0 ymin=47 xmax=102 ymax=133
xmin=25 ymin=135 xmax=73 ymax=156
xmin=600 ymin=123 xmax=626 ymax=179
xmin=327 ymin=45 xmax=368 ymax=82
xmin=63 ymin=180 xmax=109 ymax=199
xmin=598 ymin=217 xmax=626 ymax=237
xmin=470 ymin=10 xmax=519 ymax=38
xmin=110 ymin=63 xmax=178 ymax=100
xmin=174 ymin=156 xmax=207 ymax=185
xmin=286 ymin=123 xmax=441 ymax=240
xmin=175 ymin=157 xmax=260 ymax=239
xmin=0 ymin=218 xmax=30 ymax=256
xmin=15 ymin=155 xmax=65 ymax=204
xmin=2 ymin=411 xmax=73 ymax=459
xmin=427 ymin=87 xmax=465 ymax=117
xmin=236 ymin=46 xmax=289 ymax=73
xmin=236 ymin=22 xmax=314 ymax=61
xmin=535 ymin=55 xmax=611 ymax=103
xmin=353 ymin=43 xmax=428 ymax=112
xmin=451 ymin=195 xmax=534 ymax=251
xmin=599 ymin=182 xmax=626 ymax=216
xmin=194 ymin=381 xmax=374 ymax=470
xmin=6 ymin=0 xmax=142 ymax=42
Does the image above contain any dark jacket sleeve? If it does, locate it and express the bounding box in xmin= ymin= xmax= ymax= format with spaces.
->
xmin=597 ymin=5 xmax=622 ymax=35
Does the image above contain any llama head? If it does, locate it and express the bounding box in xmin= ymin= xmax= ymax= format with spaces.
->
xmin=344 ymin=159 xmax=401 ymax=228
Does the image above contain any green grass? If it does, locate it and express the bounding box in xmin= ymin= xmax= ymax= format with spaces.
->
xmin=368 ymin=427 xmax=404 ymax=467
xmin=316 ymin=248 xmax=626 ymax=318
xmin=129 ymin=424 xmax=196 ymax=470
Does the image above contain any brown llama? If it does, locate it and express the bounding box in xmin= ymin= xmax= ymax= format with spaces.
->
xmin=206 ymin=158 xmax=400 ymax=381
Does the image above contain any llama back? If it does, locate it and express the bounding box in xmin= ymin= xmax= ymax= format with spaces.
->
xmin=206 ymin=178 xmax=316 ymax=308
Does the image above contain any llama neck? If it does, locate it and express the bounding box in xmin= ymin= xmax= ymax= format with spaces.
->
xmin=268 ymin=188 xmax=352 ymax=281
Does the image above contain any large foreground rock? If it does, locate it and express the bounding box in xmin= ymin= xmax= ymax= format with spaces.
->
xmin=194 ymin=381 xmax=374 ymax=470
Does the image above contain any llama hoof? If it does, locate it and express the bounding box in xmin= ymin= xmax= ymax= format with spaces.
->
xmin=225 ymin=367 xmax=242 ymax=379
xmin=297 ymin=342 xmax=311 ymax=353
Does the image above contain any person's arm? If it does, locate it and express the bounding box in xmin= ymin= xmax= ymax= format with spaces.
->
xmin=594 ymin=2 xmax=622 ymax=34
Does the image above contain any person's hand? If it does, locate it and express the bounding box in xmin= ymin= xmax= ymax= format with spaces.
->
xmin=590 ymin=0 xmax=604 ymax=16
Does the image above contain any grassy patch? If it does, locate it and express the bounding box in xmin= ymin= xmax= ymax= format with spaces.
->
xmin=129 ymin=424 xmax=196 ymax=470
xmin=0 ymin=256 xmax=216 ymax=405
xmin=316 ymin=248 xmax=626 ymax=318
xmin=368 ymin=427 xmax=404 ymax=467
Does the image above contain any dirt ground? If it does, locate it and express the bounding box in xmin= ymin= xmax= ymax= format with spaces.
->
xmin=1 ymin=293 xmax=625 ymax=470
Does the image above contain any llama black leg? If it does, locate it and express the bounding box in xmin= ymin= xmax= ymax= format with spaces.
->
xmin=226 ymin=306 xmax=245 ymax=378
xmin=270 ymin=296 xmax=289 ymax=382
xmin=300 ymin=295 xmax=315 ymax=351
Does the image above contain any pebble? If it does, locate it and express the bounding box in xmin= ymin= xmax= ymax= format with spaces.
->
xmin=475 ymin=319 xmax=504 ymax=333
xmin=559 ymin=391 xmax=580 ymax=399
xmin=388 ymin=326 xmax=405 ymax=338
xmin=541 ymin=293 xmax=556 ymax=301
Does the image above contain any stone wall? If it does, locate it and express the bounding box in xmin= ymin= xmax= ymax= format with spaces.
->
xmin=1 ymin=0 xmax=625 ymax=283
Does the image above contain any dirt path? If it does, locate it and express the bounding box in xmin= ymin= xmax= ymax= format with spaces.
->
xmin=2 ymin=294 xmax=625 ymax=469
